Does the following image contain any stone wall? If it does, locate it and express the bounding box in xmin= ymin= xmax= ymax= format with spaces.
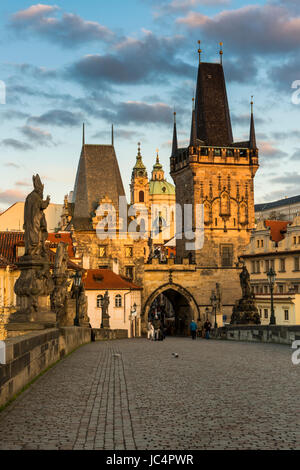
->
xmin=92 ymin=328 xmax=128 ymax=341
xmin=0 ymin=327 xmax=91 ymax=408
xmin=213 ymin=325 xmax=300 ymax=345
xmin=0 ymin=326 xmax=129 ymax=408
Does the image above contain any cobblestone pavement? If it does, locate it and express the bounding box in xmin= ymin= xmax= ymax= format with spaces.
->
xmin=0 ymin=338 xmax=299 ymax=450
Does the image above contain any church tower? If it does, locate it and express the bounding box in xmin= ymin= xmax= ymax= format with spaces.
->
xmin=130 ymin=142 xmax=149 ymax=205
xmin=170 ymin=44 xmax=259 ymax=267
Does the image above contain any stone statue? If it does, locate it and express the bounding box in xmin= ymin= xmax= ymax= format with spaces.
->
xmin=7 ymin=176 xmax=57 ymax=334
xmin=147 ymin=237 xmax=154 ymax=262
xmin=230 ymin=264 xmax=260 ymax=325
xmin=240 ymin=265 xmax=252 ymax=299
xmin=216 ymin=283 xmax=222 ymax=313
xmin=101 ymin=290 xmax=110 ymax=328
xmin=51 ymin=243 xmax=70 ymax=325
xmin=24 ymin=174 xmax=50 ymax=258
xmin=78 ymin=288 xmax=89 ymax=327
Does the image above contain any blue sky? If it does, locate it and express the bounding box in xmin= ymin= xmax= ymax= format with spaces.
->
xmin=1 ymin=0 xmax=300 ymax=210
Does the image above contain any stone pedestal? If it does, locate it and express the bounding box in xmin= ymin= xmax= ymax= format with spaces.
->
xmin=101 ymin=309 xmax=110 ymax=329
xmin=231 ymin=297 xmax=260 ymax=325
xmin=6 ymin=255 xmax=56 ymax=336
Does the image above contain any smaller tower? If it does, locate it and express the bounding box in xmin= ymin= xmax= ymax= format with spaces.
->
xmin=249 ymin=96 xmax=257 ymax=150
xmin=130 ymin=142 xmax=149 ymax=205
xmin=171 ymin=112 xmax=178 ymax=157
xmin=151 ymin=150 xmax=165 ymax=181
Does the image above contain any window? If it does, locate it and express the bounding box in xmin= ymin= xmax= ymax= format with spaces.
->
xmin=270 ymin=259 xmax=275 ymax=270
xmin=264 ymin=309 xmax=268 ymax=319
xmin=139 ymin=191 xmax=144 ymax=203
xmin=256 ymin=260 xmax=261 ymax=273
xmin=115 ymin=294 xmax=122 ymax=308
xmin=125 ymin=246 xmax=133 ymax=258
xmin=293 ymin=284 xmax=299 ymax=293
xmin=293 ymin=236 xmax=297 ymax=245
xmin=298 ymin=236 xmax=300 ymax=244
xmin=257 ymin=240 xmax=260 ymax=248
xmin=126 ymin=266 xmax=134 ymax=280
xmin=264 ymin=285 xmax=268 ymax=294
xmin=220 ymin=244 xmax=233 ymax=267
xmin=265 ymin=260 xmax=269 ymax=272
xmin=233 ymin=218 xmax=236 ymax=227
xmin=261 ymin=240 xmax=264 ymax=247
xmin=214 ymin=148 xmax=221 ymax=156
xmin=284 ymin=309 xmax=289 ymax=321
xmin=259 ymin=308 xmax=262 ymax=318
xmin=256 ymin=285 xmax=260 ymax=294
xmin=97 ymin=295 xmax=103 ymax=308
xmin=215 ymin=218 xmax=218 ymax=226
xmin=279 ymin=258 xmax=285 ymax=272
xmin=278 ymin=284 xmax=284 ymax=294
xmin=99 ymin=246 xmax=107 ymax=258
xmin=294 ymin=257 xmax=300 ymax=271
xmin=251 ymin=261 xmax=255 ymax=274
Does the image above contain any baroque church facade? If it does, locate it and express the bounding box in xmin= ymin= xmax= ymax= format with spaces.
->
xmin=61 ymin=48 xmax=259 ymax=334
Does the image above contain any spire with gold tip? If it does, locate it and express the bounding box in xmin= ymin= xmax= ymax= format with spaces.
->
xmin=171 ymin=111 xmax=178 ymax=157
xmin=249 ymin=96 xmax=257 ymax=149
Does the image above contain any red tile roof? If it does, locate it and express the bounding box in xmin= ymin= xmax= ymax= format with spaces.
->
xmin=264 ymin=220 xmax=291 ymax=244
xmin=83 ymin=269 xmax=142 ymax=291
xmin=47 ymin=232 xmax=75 ymax=258
xmin=0 ymin=231 xmax=80 ymax=271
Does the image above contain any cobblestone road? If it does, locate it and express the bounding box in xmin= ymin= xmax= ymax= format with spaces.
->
xmin=0 ymin=338 xmax=298 ymax=450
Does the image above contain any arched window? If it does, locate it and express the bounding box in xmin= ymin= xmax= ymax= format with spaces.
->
xmin=115 ymin=294 xmax=122 ymax=307
xmin=97 ymin=294 xmax=103 ymax=308
xmin=139 ymin=191 xmax=144 ymax=202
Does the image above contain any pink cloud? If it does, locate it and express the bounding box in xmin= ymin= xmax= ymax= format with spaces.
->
xmin=0 ymin=189 xmax=27 ymax=205
xmin=177 ymin=4 xmax=300 ymax=54
xmin=12 ymin=4 xmax=59 ymax=21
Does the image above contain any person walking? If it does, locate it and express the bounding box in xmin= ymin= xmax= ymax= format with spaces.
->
xmin=189 ymin=319 xmax=197 ymax=340
xmin=204 ymin=319 xmax=212 ymax=339
xmin=152 ymin=315 xmax=161 ymax=341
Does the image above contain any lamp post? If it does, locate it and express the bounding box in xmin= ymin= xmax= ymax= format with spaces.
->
xmin=210 ymin=292 xmax=218 ymax=329
xmin=73 ymin=271 xmax=82 ymax=327
xmin=267 ymin=267 xmax=276 ymax=325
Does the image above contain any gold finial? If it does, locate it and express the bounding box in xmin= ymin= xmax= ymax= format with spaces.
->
xmin=137 ymin=141 xmax=141 ymax=156
xmin=174 ymin=111 xmax=176 ymax=123
xmin=192 ymin=97 xmax=195 ymax=110
xmin=251 ymin=96 xmax=254 ymax=113
xmin=219 ymin=42 xmax=223 ymax=65
xmin=198 ymin=40 xmax=202 ymax=64
xmin=156 ymin=148 xmax=159 ymax=163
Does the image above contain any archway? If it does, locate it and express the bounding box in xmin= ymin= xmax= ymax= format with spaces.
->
xmin=143 ymin=283 xmax=200 ymax=336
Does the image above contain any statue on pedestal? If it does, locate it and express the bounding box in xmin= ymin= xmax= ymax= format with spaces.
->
xmin=231 ymin=262 xmax=260 ymax=325
xmin=7 ymin=175 xmax=56 ymax=335
xmin=101 ymin=290 xmax=110 ymax=328
xmin=51 ymin=242 xmax=70 ymax=326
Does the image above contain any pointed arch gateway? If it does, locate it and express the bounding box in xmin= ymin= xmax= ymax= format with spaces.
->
xmin=142 ymin=283 xmax=200 ymax=336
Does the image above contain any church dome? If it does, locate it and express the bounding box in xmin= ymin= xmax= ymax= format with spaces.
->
xmin=149 ymin=180 xmax=175 ymax=195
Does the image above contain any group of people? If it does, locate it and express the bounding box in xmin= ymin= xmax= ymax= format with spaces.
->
xmin=189 ymin=319 xmax=212 ymax=340
xmin=147 ymin=314 xmax=166 ymax=341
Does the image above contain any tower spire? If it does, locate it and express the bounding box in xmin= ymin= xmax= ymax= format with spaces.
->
xmin=171 ymin=111 xmax=178 ymax=157
xmin=219 ymin=42 xmax=223 ymax=65
xmin=82 ymin=123 xmax=85 ymax=146
xmin=198 ymin=40 xmax=202 ymax=64
xmin=112 ymin=124 xmax=114 ymax=146
xmin=190 ymin=98 xmax=197 ymax=148
xmin=249 ymin=96 xmax=257 ymax=149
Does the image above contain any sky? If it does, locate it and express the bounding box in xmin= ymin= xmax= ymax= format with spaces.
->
xmin=1 ymin=0 xmax=300 ymax=210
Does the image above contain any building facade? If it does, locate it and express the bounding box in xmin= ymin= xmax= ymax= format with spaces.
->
xmin=242 ymin=217 xmax=300 ymax=325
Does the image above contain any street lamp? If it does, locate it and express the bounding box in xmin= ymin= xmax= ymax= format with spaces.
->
xmin=267 ymin=267 xmax=276 ymax=325
xmin=73 ymin=270 xmax=82 ymax=327
xmin=210 ymin=292 xmax=218 ymax=329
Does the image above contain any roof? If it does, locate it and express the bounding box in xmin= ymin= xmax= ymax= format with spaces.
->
xmin=83 ymin=269 xmax=142 ymax=291
xmin=72 ymin=144 xmax=126 ymax=229
xmin=255 ymin=195 xmax=300 ymax=212
xmin=195 ymin=62 xmax=233 ymax=146
xmin=0 ymin=231 xmax=81 ymax=270
xmin=47 ymin=232 xmax=75 ymax=258
xmin=149 ymin=180 xmax=175 ymax=196
xmin=264 ymin=220 xmax=291 ymax=244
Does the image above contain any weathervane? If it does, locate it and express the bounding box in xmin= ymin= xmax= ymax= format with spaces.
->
xmin=219 ymin=42 xmax=223 ymax=65
xmin=198 ymin=40 xmax=202 ymax=63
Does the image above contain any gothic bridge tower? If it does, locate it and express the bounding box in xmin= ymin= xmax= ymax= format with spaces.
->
xmin=170 ymin=44 xmax=259 ymax=268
